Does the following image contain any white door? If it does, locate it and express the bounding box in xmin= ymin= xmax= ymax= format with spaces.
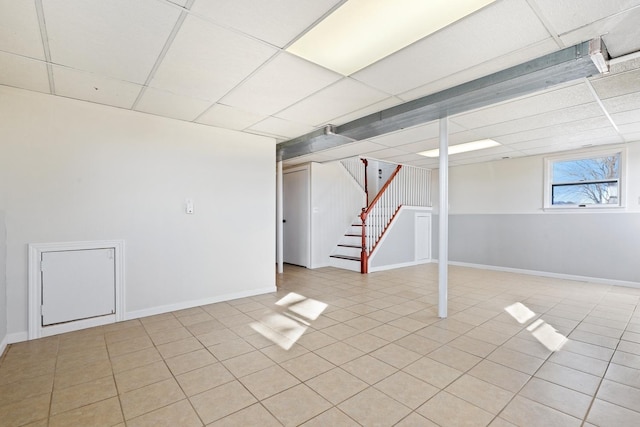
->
xmin=415 ymin=214 xmax=431 ymax=261
xmin=283 ymin=169 xmax=309 ymax=267
xmin=41 ymin=248 xmax=116 ymax=326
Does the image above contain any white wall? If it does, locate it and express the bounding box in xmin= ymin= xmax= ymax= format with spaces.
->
xmin=0 ymin=86 xmax=276 ymax=340
xmin=370 ymin=207 xmax=432 ymax=270
xmin=432 ymin=142 xmax=640 ymax=284
xmin=0 ymin=211 xmax=7 ymax=354
xmin=310 ymin=162 xmax=365 ymax=268
xmin=365 ymin=160 xmax=398 ymax=204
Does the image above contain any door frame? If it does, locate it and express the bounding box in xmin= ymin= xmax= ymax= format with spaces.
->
xmin=283 ymin=165 xmax=311 ymax=268
xmin=28 ymin=240 xmax=125 ymax=339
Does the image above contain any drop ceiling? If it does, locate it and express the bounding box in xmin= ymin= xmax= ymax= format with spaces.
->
xmin=1 ymin=0 xmax=639 ymax=168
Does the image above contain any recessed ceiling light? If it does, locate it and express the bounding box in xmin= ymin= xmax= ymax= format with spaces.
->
xmin=287 ymin=0 xmax=497 ymax=75
xmin=418 ymin=139 xmax=501 ymax=158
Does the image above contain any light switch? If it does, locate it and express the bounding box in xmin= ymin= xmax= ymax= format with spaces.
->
xmin=186 ymin=199 xmax=194 ymax=214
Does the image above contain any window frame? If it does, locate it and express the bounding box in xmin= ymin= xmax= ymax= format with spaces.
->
xmin=543 ymin=147 xmax=626 ymax=211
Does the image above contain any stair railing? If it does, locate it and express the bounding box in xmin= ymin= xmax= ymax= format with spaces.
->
xmin=360 ymin=164 xmax=402 ymax=273
xmin=340 ymin=157 xmax=367 ymax=194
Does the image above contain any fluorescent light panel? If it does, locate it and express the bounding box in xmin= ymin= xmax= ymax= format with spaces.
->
xmin=287 ymin=0 xmax=496 ymax=75
xmin=418 ymin=139 xmax=500 ymax=157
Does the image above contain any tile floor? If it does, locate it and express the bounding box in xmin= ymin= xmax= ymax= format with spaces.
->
xmin=1 ymin=264 xmax=640 ymax=426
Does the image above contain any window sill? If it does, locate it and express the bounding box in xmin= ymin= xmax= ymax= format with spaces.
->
xmin=543 ymin=205 xmax=626 ymax=212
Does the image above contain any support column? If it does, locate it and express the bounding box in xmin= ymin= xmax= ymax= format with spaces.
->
xmin=438 ymin=117 xmax=448 ymax=318
xmin=276 ymin=160 xmax=284 ymax=274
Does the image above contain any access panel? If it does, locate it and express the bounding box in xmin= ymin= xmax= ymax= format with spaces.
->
xmin=41 ymin=248 xmax=115 ymax=326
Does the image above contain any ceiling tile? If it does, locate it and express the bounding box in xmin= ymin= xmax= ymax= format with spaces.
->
xmin=518 ymin=144 xmax=576 ymax=156
xmin=447 ymin=145 xmax=521 ymax=161
xmin=276 ymin=78 xmax=390 ymax=127
xmin=623 ymin=132 xmax=640 ymax=142
xmin=466 ymin=103 xmax=605 ymax=141
xmin=364 ymin=147 xmax=409 ymax=160
xmin=551 ymin=6 xmax=640 ymax=57
xmin=370 ymin=122 xmax=439 ymax=147
xmin=135 ymin=87 xmax=212 ymax=121
xmin=619 ymin=122 xmax=640 ymax=134
xmin=314 ymin=141 xmax=388 ymax=160
xmin=382 ymin=153 xmax=432 ymax=164
xmin=43 ymin=0 xmax=181 ymax=83
xmin=518 ymin=135 xmax=625 ymax=156
xmin=0 ymin=51 xmax=50 ymax=93
xmin=495 ymin=115 xmax=612 ymax=145
xmin=283 ymin=152 xmax=336 ymax=166
xmin=248 ymin=117 xmax=317 ymax=139
xmin=511 ymin=127 xmax=623 ymax=151
xmin=190 ymin=0 xmax=342 ymax=48
xmin=328 ymin=97 xmax=403 ymax=127
xmin=221 ymin=52 xmax=342 ymax=116
xmin=611 ymin=108 xmax=640 ymax=125
xmin=590 ymin=68 xmax=640 ymax=99
xmin=0 ymin=0 xmax=44 ymax=59
xmin=195 ymin=103 xmax=266 ymax=130
xmin=409 ymin=158 xmax=441 ymax=168
xmin=602 ymin=92 xmax=640 ymax=114
xmin=392 ymin=138 xmax=441 ymax=154
xmin=352 ymin=0 xmax=551 ymax=95
xmin=532 ymin=0 xmax=640 ymax=35
xmin=149 ymin=15 xmax=277 ymax=101
xmin=450 ymin=147 xmax=523 ymax=165
xmin=398 ymin=38 xmax=559 ymax=102
xmin=450 ymin=82 xmax=594 ymax=129
xmin=507 ymin=138 xmax=569 ymax=151
xmin=599 ymin=8 xmax=640 ymax=57
xmin=52 ymin=66 xmax=141 ymax=109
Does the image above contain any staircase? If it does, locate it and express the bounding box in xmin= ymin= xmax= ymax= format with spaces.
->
xmin=329 ymin=220 xmax=362 ymax=272
xmin=329 ymin=157 xmax=431 ymax=274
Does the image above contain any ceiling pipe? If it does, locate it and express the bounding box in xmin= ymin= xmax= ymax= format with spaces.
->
xmin=277 ymin=39 xmax=608 ymax=161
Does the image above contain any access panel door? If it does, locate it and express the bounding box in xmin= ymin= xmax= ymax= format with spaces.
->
xmin=41 ymin=248 xmax=116 ymax=326
xmin=415 ymin=214 xmax=431 ymax=261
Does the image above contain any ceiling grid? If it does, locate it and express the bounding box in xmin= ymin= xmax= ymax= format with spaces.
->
xmin=0 ymin=0 xmax=638 ymax=167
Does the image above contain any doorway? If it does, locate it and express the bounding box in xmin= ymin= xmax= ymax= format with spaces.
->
xmin=283 ymin=168 xmax=310 ymax=267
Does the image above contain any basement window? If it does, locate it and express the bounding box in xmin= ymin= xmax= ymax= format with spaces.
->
xmin=544 ymin=149 xmax=624 ymax=209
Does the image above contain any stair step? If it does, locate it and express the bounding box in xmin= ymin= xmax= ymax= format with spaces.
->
xmin=345 ymin=234 xmax=361 ymax=237
xmin=330 ymin=255 xmax=361 ymax=262
xmin=338 ymin=244 xmax=360 ymax=248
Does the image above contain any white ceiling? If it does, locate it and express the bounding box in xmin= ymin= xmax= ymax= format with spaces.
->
xmin=1 ymin=0 xmax=640 ymax=168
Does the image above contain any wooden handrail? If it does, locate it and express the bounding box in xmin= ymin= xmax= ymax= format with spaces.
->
xmin=360 ymin=164 xmax=402 ymax=222
xmin=360 ymin=158 xmax=369 ymax=205
xmin=359 ymin=164 xmax=402 ymax=273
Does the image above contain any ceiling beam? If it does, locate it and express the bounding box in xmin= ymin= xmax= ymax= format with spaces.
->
xmin=277 ymin=40 xmax=602 ymax=161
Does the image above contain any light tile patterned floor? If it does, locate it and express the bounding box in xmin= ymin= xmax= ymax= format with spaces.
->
xmin=1 ymin=263 xmax=640 ymax=426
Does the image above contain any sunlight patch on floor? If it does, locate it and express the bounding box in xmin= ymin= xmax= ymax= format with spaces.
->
xmin=504 ymin=302 xmax=536 ymax=324
xmin=505 ymin=302 xmax=568 ymax=352
xmin=251 ymin=292 xmax=328 ymax=350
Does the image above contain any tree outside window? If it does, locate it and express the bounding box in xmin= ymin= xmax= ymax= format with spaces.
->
xmin=547 ymin=152 xmax=622 ymax=207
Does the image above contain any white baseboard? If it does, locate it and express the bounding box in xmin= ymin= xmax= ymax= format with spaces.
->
xmin=125 ymin=286 xmax=277 ymax=321
xmin=8 ymin=331 xmax=28 ymax=344
xmin=0 ymin=334 xmax=7 ymax=358
xmin=447 ymin=261 xmax=640 ymax=289
xmin=369 ymin=259 xmax=431 ymax=273
xmin=6 ymin=286 xmax=277 ymax=344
